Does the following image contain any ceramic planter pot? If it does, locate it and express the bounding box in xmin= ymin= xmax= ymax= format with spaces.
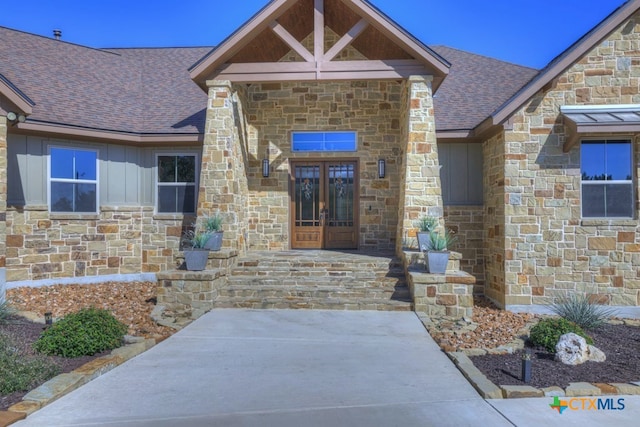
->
xmin=427 ymin=251 xmax=450 ymax=274
xmin=184 ymin=248 xmax=210 ymax=271
xmin=204 ymin=231 xmax=223 ymax=251
xmin=416 ymin=232 xmax=431 ymax=252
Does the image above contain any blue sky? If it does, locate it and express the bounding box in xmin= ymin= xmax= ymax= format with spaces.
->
xmin=0 ymin=0 xmax=628 ymax=69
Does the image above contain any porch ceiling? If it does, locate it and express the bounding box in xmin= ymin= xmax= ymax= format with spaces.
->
xmin=189 ymin=0 xmax=449 ymax=87
xmin=562 ymin=104 xmax=640 ymax=152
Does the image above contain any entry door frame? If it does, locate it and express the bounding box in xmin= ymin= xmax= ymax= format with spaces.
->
xmin=289 ymin=158 xmax=360 ymax=250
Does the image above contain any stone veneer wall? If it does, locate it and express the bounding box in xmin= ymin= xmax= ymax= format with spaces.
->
xmin=396 ymin=76 xmax=444 ymax=254
xmin=483 ymin=133 xmax=507 ymax=306
xmin=493 ymin=12 xmax=640 ymax=307
xmin=0 ymin=116 xmax=6 ymax=287
xmin=5 ymin=206 xmax=190 ymax=283
xmin=241 ymin=80 xmax=404 ymax=251
xmin=198 ymin=81 xmax=250 ymax=253
xmin=443 ymin=205 xmax=485 ymax=295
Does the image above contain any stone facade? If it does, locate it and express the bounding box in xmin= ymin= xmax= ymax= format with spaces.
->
xmin=201 ymin=79 xmax=406 ymax=252
xmin=0 ymin=116 xmax=6 ymax=288
xmin=486 ymin=13 xmax=640 ymax=307
xmin=396 ymin=76 xmax=444 ymax=253
xmin=444 ymin=205 xmax=485 ymax=295
xmin=5 ymin=206 xmax=190 ymax=283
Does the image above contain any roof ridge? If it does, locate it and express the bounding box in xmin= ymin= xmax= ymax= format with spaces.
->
xmin=0 ymin=25 xmax=122 ymax=57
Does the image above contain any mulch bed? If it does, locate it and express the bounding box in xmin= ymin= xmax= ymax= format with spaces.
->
xmin=470 ymin=323 xmax=640 ymax=389
xmin=0 ymin=315 xmax=109 ymax=411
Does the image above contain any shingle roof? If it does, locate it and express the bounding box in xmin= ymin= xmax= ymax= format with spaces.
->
xmin=0 ymin=26 xmax=537 ymax=136
xmin=430 ymin=46 xmax=539 ymax=131
xmin=0 ymin=27 xmax=210 ymax=135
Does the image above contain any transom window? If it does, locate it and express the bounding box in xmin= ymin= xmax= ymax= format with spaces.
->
xmin=581 ymin=139 xmax=634 ymax=218
xmin=49 ymin=147 xmax=98 ymax=213
xmin=291 ymin=131 xmax=357 ymax=152
xmin=157 ymin=154 xmax=197 ymax=213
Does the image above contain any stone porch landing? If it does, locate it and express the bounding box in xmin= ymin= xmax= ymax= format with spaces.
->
xmin=156 ymin=249 xmax=476 ymax=321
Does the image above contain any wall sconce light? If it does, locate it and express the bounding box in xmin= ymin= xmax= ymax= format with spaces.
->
xmin=378 ymin=159 xmax=386 ymax=179
xmin=262 ymin=158 xmax=270 ymax=178
xmin=6 ymin=111 xmax=26 ymax=126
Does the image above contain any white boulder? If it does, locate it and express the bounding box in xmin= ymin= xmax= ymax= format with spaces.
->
xmin=555 ymin=332 xmax=606 ymax=365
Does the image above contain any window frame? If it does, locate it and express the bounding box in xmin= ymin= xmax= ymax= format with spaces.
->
xmin=291 ymin=131 xmax=358 ymax=152
xmin=47 ymin=145 xmax=99 ymax=214
xmin=154 ymin=152 xmax=199 ymax=214
xmin=580 ymin=138 xmax=634 ymax=219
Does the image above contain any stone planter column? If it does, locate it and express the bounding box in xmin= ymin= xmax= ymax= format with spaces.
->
xmin=0 ymin=116 xmax=6 ymax=292
xmin=198 ymin=80 xmax=249 ymax=253
xmin=396 ymin=75 xmax=444 ymax=254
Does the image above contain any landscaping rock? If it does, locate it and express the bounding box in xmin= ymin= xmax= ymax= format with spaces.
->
xmin=542 ymin=386 xmax=565 ymax=397
xmin=500 ymin=385 xmax=543 ymax=398
xmin=0 ymin=411 xmax=26 ymax=426
xmin=555 ymin=333 xmax=605 ymax=365
xmin=566 ymin=382 xmax=601 ymax=397
xmin=610 ymin=383 xmax=640 ymax=395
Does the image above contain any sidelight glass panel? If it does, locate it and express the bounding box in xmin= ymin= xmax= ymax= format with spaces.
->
xmin=327 ymin=163 xmax=354 ymax=227
xmin=295 ymin=165 xmax=320 ymax=226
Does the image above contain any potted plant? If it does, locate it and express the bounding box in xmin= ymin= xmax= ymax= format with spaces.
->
xmin=183 ymin=230 xmax=212 ymax=271
xmin=425 ymin=229 xmax=457 ymax=274
xmin=415 ymin=215 xmax=438 ymax=252
xmin=202 ymin=212 xmax=224 ymax=251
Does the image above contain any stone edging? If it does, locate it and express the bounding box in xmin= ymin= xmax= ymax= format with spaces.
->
xmin=448 ymin=351 xmax=640 ymax=399
xmin=0 ymin=336 xmax=158 ymax=427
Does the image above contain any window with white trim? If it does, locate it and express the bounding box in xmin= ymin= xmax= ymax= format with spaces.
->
xmin=581 ymin=139 xmax=634 ymax=218
xmin=156 ymin=154 xmax=197 ymax=213
xmin=49 ymin=147 xmax=98 ymax=213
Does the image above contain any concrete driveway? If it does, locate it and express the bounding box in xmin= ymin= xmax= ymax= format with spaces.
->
xmin=14 ymin=309 xmax=510 ymax=426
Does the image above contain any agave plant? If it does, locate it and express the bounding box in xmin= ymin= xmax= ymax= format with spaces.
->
xmin=427 ymin=229 xmax=457 ymax=252
xmin=415 ymin=215 xmax=438 ymax=232
xmin=202 ymin=212 xmax=223 ymax=232
xmin=183 ymin=230 xmax=213 ymax=249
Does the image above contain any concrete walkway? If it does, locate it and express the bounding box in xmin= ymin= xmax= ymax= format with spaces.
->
xmin=12 ymin=309 xmax=640 ymax=426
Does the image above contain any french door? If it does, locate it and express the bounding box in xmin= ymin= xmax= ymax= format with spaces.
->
xmin=290 ymin=161 xmax=358 ymax=249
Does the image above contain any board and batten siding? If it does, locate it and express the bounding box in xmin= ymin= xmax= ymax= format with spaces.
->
xmin=7 ymin=134 xmax=201 ymax=209
xmin=438 ymin=142 xmax=483 ymax=205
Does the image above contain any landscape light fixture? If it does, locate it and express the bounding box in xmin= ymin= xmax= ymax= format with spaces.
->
xmin=44 ymin=312 xmax=53 ymax=325
xmin=378 ymin=159 xmax=386 ymax=179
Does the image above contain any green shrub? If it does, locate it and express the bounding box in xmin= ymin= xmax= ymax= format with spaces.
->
xmin=549 ymin=292 xmax=617 ymax=330
xmin=34 ymin=307 xmax=128 ymax=358
xmin=529 ymin=317 xmax=593 ymax=352
xmin=0 ymin=334 xmax=60 ymax=395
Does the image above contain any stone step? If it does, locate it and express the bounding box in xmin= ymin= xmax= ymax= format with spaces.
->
xmin=226 ymin=275 xmax=406 ymax=288
xmin=213 ymin=296 xmax=413 ymax=311
xmin=219 ymin=284 xmax=411 ymax=300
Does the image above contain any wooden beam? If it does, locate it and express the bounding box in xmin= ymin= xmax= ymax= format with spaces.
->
xmin=269 ymin=21 xmax=315 ymax=63
xmin=217 ymin=62 xmax=316 ymax=74
xmin=314 ymin=0 xmax=325 ymax=63
xmin=320 ymin=59 xmax=425 ymax=72
xmin=324 ymin=18 xmax=369 ymax=62
xmin=213 ymin=72 xmax=319 ymax=82
xmin=216 ymin=69 xmax=426 ymax=82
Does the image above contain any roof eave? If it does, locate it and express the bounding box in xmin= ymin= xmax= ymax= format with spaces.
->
xmin=0 ymin=74 xmax=34 ymax=115
xmin=13 ymin=120 xmax=203 ymax=145
xmin=189 ymin=0 xmax=300 ymax=83
xmin=489 ymin=0 xmax=640 ymax=127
